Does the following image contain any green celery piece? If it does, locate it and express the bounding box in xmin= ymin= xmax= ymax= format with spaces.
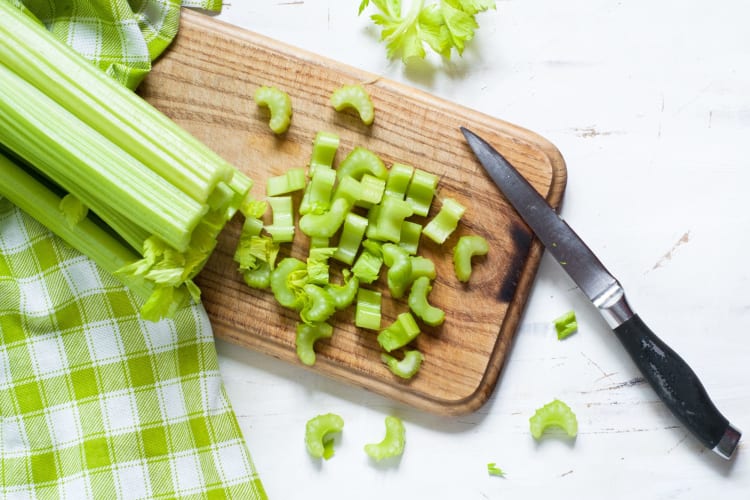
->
xmin=309 ymin=131 xmax=340 ymax=176
xmin=423 ymin=197 xmax=466 ymax=244
xmin=385 ymin=162 xmax=415 ymax=199
xmin=270 ymin=257 xmax=307 ymax=310
xmin=0 ymin=63 xmax=206 ymax=253
xmin=306 ymin=247 xmax=337 ymax=285
xmin=243 ymin=262 xmax=272 ymax=289
xmin=325 ymin=272 xmax=360 ymax=310
xmin=398 ymin=220 xmax=422 ymax=255
xmin=529 ymin=399 xmax=578 ymax=439
xmin=0 ymin=3 xmax=234 ymax=203
xmin=235 ymin=234 xmax=278 ymax=272
xmin=299 ymin=197 xmax=351 ymax=239
xmin=361 ymin=238 xmax=384 ymax=257
xmin=355 ymin=288 xmax=382 ymax=330
xmin=405 ymin=168 xmax=438 ymax=217
xmin=296 ymin=321 xmax=334 ymax=366
xmin=364 ymin=416 xmax=406 ymax=461
xmin=305 ymin=413 xmax=344 ymax=460
xmin=300 ymin=165 xmax=337 ymax=215
xmin=266 ymin=168 xmax=306 ymax=196
xmin=554 ymin=310 xmax=578 ymax=340
xmin=410 ymin=255 xmax=437 ymax=281
xmin=377 ymin=312 xmax=420 ymax=352
xmin=332 ymin=175 xmax=363 ymax=206
xmin=381 ymin=243 xmax=413 ymax=299
xmin=453 ymin=234 xmax=489 ymax=282
xmin=367 ymin=195 xmax=414 ymax=243
xmin=487 ymin=462 xmax=505 ymax=477
xmin=381 ymin=350 xmax=424 ymax=379
xmin=351 ymin=248 xmax=383 ymax=284
xmin=355 ymin=174 xmax=386 ymax=208
xmin=337 ymin=147 xmax=388 ymax=181
xmin=265 ymin=196 xmax=295 ymax=242
xmin=333 ymin=212 xmax=369 ymax=265
xmin=254 ymin=85 xmax=292 ymax=134
xmin=0 ymin=152 xmax=151 ymax=301
xmin=408 ymin=276 xmax=445 ymax=326
xmin=300 ymin=284 xmax=336 ymax=324
xmin=330 ymin=84 xmax=375 ymax=125
xmin=59 ymin=194 xmax=88 ymax=226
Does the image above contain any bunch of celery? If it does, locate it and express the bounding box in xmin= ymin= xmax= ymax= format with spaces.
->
xmin=0 ymin=3 xmax=252 ymax=320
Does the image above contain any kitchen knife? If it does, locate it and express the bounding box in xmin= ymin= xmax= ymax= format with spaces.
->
xmin=460 ymin=126 xmax=741 ymax=459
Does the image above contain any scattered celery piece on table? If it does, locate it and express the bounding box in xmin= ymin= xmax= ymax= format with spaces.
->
xmin=381 ymin=350 xmax=424 ymax=379
xmin=300 ymin=165 xmax=336 ymax=215
xmin=330 ymin=84 xmax=375 ymax=125
xmin=405 ymin=168 xmax=438 ymax=217
xmin=309 ymin=131 xmax=340 ymax=175
xmin=554 ymin=310 xmax=578 ymax=340
xmin=305 ymin=413 xmax=344 ymax=460
xmin=385 ymin=162 xmax=415 ymax=199
xmin=270 ymin=257 xmax=307 ymax=310
xmin=306 ymin=247 xmax=337 ymax=285
xmin=355 ymin=173 xmax=386 ymax=208
xmin=300 ymin=284 xmax=336 ymax=324
xmin=351 ymin=248 xmax=383 ymax=284
xmin=266 ymin=167 xmax=306 ymax=196
xmin=408 ymin=276 xmax=445 ymax=326
xmin=529 ymin=399 xmax=578 ymax=439
xmin=325 ymin=271 xmax=360 ymax=310
xmin=487 ymin=463 xmax=506 ymax=477
xmin=423 ymin=197 xmax=466 ymax=244
xmin=254 ymin=85 xmax=292 ymax=134
xmin=398 ymin=220 xmax=422 ymax=255
xmin=296 ymin=321 xmax=334 ymax=366
xmin=381 ymin=243 xmax=413 ymax=299
xmin=367 ymin=195 xmax=414 ymax=243
xmin=378 ymin=312 xmax=420 ymax=352
xmin=355 ymin=288 xmax=383 ymax=330
xmin=336 ymin=147 xmax=388 ymax=181
xmin=299 ymin=197 xmax=351 ymax=238
xmin=364 ymin=416 xmax=406 ymax=461
xmin=333 ymin=212 xmax=369 ymax=265
xmin=453 ymin=234 xmax=489 ymax=282
xmin=265 ymin=196 xmax=295 ymax=242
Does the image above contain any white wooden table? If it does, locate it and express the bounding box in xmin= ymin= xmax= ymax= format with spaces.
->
xmin=212 ymin=1 xmax=749 ymax=498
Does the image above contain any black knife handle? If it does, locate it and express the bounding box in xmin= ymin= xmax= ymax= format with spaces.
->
xmin=613 ymin=314 xmax=741 ymax=458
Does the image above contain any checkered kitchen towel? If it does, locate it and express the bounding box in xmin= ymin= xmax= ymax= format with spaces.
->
xmin=1 ymin=1 xmax=267 ymax=499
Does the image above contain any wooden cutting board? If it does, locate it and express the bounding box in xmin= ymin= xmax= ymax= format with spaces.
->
xmin=138 ymin=10 xmax=566 ymax=416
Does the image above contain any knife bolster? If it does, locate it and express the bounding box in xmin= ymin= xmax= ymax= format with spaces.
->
xmin=594 ymin=284 xmax=634 ymax=328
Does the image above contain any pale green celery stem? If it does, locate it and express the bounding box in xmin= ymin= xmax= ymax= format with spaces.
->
xmin=0 ymin=153 xmax=151 ymax=301
xmin=0 ymin=2 xmax=233 ymax=201
xmin=0 ymin=64 xmax=205 ymax=253
xmin=386 ymin=0 xmax=424 ymax=43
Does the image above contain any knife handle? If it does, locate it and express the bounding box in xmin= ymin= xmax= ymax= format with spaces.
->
xmin=613 ymin=314 xmax=741 ymax=458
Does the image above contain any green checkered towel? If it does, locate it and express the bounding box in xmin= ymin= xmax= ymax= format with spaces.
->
xmin=0 ymin=1 xmax=267 ymax=499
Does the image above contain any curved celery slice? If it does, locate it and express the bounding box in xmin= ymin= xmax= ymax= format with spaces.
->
xmin=529 ymin=399 xmax=578 ymax=439
xmin=355 ymin=288 xmax=382 ymax=330
xmin=296 ymin=321 xmax=334 ymax=366
xmin=309 ymin=131 xmax=340 ymax=176
xmin=364 ymin=416 xmax=405 ymax=461
xmin=330 ymin=84 xmax=375 ymax=125
xmin=333 ymin=212 xmax=369 ymax=265
xmin=300 ymin=165 xmax=336 ymax=215
xmin=381 ymin=243 xmax=413 ymax=299
xmin=367 ymin=195 xmax=414 ymax=243
xmin=356 ymin=174 xmax=386 ymax=208
xmin=255 ymin=85 xmax=292 ymax=134
xmin=351 ymin=248 xmax=383 ymax=284
xmin=377 ymin=312 xmax=420 ymax=352
xmin=299 ymin=198 xmax=351 ymax=239
xmin=266 ymin=168 xmax=306 ymax=196
xmin=300 ymin=284 xmax=336 ymax=324
xmin=381 ymin=350 xmax=424 ymax=379
xmin=270 ymin=257 xmax=306 ymax=310
xmin=453 ymin=234 xmax=489 ymax=282
xmin=385 ymin=162 xmax=415 ymax=199
xmin=326 ymin=271 xmax=360 ymax=310
xmin=423 ymin=197 xmax=466 ymax=244
xmin=243 ymin=262 xmax=272 ymax=289
xmin=305 ymin=413 xmax=344 ymax=459
xmin=337 ymin=147 xmax=387 ymax=181
xmin=410 ymin=255 xmax=437 ymax=281
xmin=265 ymin=196 xmax=295 ymax=243
xmin=408 ymin=276 xmax=445 ymax=326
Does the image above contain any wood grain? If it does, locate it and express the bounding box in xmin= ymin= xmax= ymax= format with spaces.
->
xmin=137 ymin=10 xmax=566 ymax=415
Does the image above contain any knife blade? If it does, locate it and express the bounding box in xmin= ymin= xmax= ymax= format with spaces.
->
xmin=460 ymin=126 xmax=741 ymax=459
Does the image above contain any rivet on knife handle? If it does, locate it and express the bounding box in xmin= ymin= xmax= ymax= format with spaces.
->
xmin=460 ymin=126 xmax=742 ymax=459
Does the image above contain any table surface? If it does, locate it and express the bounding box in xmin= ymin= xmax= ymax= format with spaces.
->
xmin=209 ymin=2 xmax=749 ymax=498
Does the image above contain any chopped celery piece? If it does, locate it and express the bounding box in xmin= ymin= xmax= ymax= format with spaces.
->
xmin=305 ymin=413 xmax=344 ymax=460
xmin=300 ymin=165 xmax=336 ymax=215
xmin=377 ymin=312 xmax=420 ymax=352
xmin=366 ymin=195 xmax=414 ymax=243
xmin=487 ymin=463 xmax=505 ymax=477
xmin=385 ymin=163 xmax=414 ymax=199
xmin=306 ymin=247 xmax=337 ymax=285
xmin=325 ymin=271 xmax=360 ymax=310
xmin=309 ymin=131 xmax=339 ymax=176
xmin=270 ymin=257 xmax=306 ymax=310
xmin=364 ymin=416 xmax=405 ymax=461
xmin=300 ymin=284 xmax=336 ymax=324
xmin=398 ymin=220 xmax=422 ymax=255
xmin=309 ymin=236 xmax=330 ymax=248
xmin=241 ymin=198 xmax=268 ymax=220
xmin=529 ymin=399 xmax=578 ymax=439
xmin=381 ymin=243 xmax=413 ymax=299
xmin=554 ymin=310 xmax=578 ymax=340
xmin=410 ymin=256 xmax=437 ymax=281
xmin=355 ymin=174 xmax=386 ymax=208
xmin=332 ymin=175 xmax=363 ymax=206
xmin=255 ymin=85 xmax=292 ymax=134
xmin=361 ymin=238 xmax=384 ymax=257
xmin=234 ymin=234 xmax=278 ymax=272
xmin=59 ymin=194 xmax=88 ymax=226
xmin=265 ymin=196 xmax=295 ymax=242
xmin=423 ymin=198 xmax=466 ymax=244
xmin=453 ymin=234 xmax=489 ymax=282
xmin=243 ymin=262 xmax=272 ymax=289
xmin=333 ymin=212 xmax=369 ymax=265
xmin=381 ymin=350 xmax=424 ymax=379
xmin=299 ymin=198 xmax=351 ymax=238
xmin=266 ymin=168 xmax=306 ymax=196
xmin=351 ymin=248 xmax=383 ymax=284
xmin=405 ymin=169 xmax=438 ymax=217
xmin=296 ymin=321 xmax=334 ymax=366
xmin=408 ymin=276 xmax=445 ymax=326
xmin=355 ymin=288 xmax=382 ymax=330
xmin=337 ymin=147 xmax=387 ymax=181
xmin=330 ymin=84 xmax=375 ymax=125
